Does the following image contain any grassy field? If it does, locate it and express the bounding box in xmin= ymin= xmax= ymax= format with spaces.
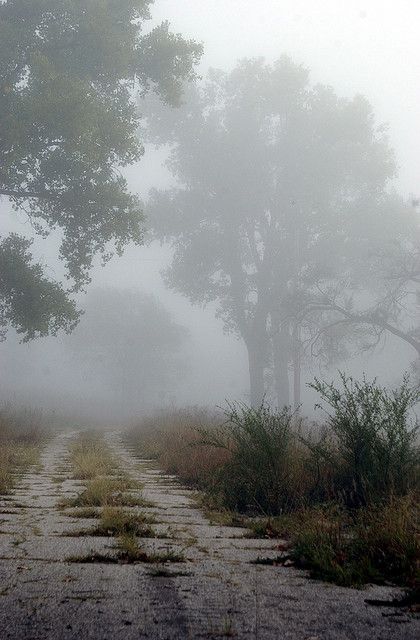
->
xmin=128 ymin=375 xmax=420 ymax=589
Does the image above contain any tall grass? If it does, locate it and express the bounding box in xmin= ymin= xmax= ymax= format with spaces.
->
xmin=129 ymin=407 xmax=229 ymax=488
xmin=0 ymin=404 xmax=48 ymax=443
xmin=69 ymin=432 xmax=117 ymax=479
xmin=0 ymin=404 xmax=47 ymax=493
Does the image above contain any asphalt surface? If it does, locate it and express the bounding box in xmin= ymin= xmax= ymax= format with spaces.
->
xmin=0 ymin=430 xmax=417 ymax=639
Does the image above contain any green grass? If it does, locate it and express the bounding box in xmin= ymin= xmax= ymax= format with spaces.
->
xmin=90 ymin=506 xmax=156 ymax=537
xmin=67 ymin=536 xmax=186 ymax=565
xmin=116 ymin=534 xmax=185 ymax=563
xmin=254 ymin=497 xmax=419 ymax=587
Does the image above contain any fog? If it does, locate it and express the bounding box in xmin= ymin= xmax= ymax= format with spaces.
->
xmin=1 ymin=0 xmax=419 ymax=422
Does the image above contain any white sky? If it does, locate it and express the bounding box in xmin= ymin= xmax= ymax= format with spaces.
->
xmin=152 ymin=0 xmax=420 ymax=196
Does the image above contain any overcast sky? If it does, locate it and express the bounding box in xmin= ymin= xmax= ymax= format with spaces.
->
xmin=150 ymin=0 xmax=419 ymax=196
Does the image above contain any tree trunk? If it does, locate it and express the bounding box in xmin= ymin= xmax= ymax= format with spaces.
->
xmin=247 ymin=341 xmax=265 ymax=407
xmin=272 ymin=327 xmax=290 ymax=408
xmin=292 ymin=324 xmax=301 ymax=411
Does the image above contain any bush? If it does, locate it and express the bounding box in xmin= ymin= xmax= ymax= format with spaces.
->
xmin=308 ymin=374 xmax=420 ymax=506
xmin=198 ymin=402 xmax=309 ymax=515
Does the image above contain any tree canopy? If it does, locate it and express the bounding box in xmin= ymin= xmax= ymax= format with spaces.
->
xmin=0 ymin=0 xmax=202 ymax=340
xmin=142 ymin=57 xmax=416 ymax=406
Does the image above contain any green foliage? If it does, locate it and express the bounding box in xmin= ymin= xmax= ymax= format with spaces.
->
xmin=129 ymin=377 xmax=420 ymax=588
xmin=0 ymin=234 xmax=79 ymax=340
xmin=198 ymin=401 xmax=307 ymax=514
xmin=0 ymin=0 xmax=202 ymax=338
xmin=308 ymin=373 xmax=420 ymax=506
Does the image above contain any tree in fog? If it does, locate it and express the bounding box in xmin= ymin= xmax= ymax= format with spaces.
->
xmin=142 ymin=57 xmax=409 ymax=406
xmin=0 ymin=0 xmax=202 ymax=340
xmin=298 ymin=214 xmax=420 ymax=376
xmin=65 ymin=289 xmax=189 ymax=412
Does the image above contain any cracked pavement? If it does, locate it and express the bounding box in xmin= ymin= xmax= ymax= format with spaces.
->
xmin=0 ymin=430 xmax=418 ymax=639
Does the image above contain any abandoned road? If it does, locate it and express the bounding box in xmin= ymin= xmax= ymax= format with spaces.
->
xmin=0 ymin=431 xmax=417 ymax=639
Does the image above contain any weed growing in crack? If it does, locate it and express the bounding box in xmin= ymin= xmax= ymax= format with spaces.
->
xmin=61 ymin=476 xmax=147 ymax=508
xmin=69 ymin=432 xmax=117 ymax=480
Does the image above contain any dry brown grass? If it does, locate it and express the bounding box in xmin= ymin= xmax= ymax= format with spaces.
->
xmin=0 ymin=404 xmax=47 ymax=494
xmin=0 ymin=443 xmax=40 ymax=494
xmin=129 ymin=408 xmax=230 ymax=488
xmin=69 ymin=432 xmax=117 ymax=480
xmin=0 ymin=405 xmax=47 ymax=444
xmin=62 ymin=475 xmax=147 ymax=508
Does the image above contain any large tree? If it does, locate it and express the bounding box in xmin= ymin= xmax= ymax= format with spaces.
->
xmin=142 ymin=57 xmax=412 ymax=406
xmin=0 ymin=0 xmax=202 ymax=340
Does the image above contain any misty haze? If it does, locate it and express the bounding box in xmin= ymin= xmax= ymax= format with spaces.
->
xmin=0 ymin=2 xmax=419 ymax=639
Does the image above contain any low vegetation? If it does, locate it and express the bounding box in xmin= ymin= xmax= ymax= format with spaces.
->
xmin=67 ymin=541 xmax=185 ymax=565
xmin=307 ymin=374 xmax=420 ymax=507
xmin=115 ymin=534 xmax=185 ymax=563
xmin=0 ymin=405 xmax=47 ymax=494
xmin=89 ymin=506 xmax=156 ymax=538
xmin=69 ymin=432 xmax=117 ymax=479
xmin=293 ymin=496 xmax=418 ymax=587
xmin=128 ymin=374 xmax=420 ymax=588
xmin=128 ymin=407 xmax=227 ymax=488
xmin=63 ymin=431 xmax=164 ymax=564
xmin=63 ymin=475 xmax=147 ymax=508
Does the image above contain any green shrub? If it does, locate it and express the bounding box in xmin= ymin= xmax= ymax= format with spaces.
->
xmin=308 ymin=374 xmax=420 ymax=506
xmin=198 ymin=401 xmax=309 ymax=515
